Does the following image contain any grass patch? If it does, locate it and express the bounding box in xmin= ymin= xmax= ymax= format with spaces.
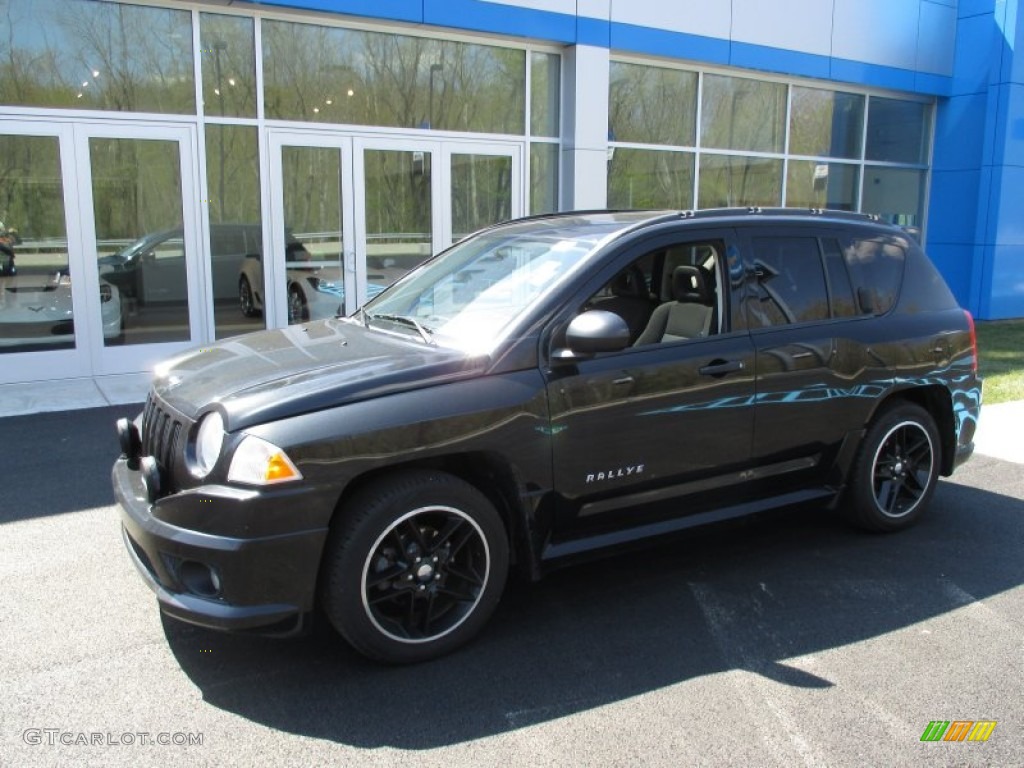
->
xmin=975 ymin=319 xmax=1024 ymax=405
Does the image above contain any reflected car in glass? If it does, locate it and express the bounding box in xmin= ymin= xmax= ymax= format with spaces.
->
xmin=239 ymin=245 xmax=387 ymax=324
xmin=1 ymin=269 xmax=121 ymax=349
xmin=113 ymin=209 xmax=982 ymax=664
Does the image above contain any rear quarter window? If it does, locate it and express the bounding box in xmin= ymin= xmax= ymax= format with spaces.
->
xmin=845 ymin=239 xmax=905 ymax=314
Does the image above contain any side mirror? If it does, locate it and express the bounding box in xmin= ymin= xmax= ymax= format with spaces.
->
xmin=554 ymin=310 xmax=631 ymax=360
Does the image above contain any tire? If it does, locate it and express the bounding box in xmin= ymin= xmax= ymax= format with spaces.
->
xmin=843 ymin=402 xmax=941 ymax=532
xmin=239 ymin=276 xmax=258 ymax=318
xmin=320 ymin=470 xmax=509 ymax=663
xmin=287 ymin=285 xmax=308 ymax=324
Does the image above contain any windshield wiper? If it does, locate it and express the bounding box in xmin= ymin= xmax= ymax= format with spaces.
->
xmin=366 ymin=312 xmax=435 ymax=344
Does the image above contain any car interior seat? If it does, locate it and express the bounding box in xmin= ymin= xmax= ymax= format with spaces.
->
xmin=591 ymin=265 xmax=658 ymax=343
xmin=634 ymin=265 xmax=714 ymax=345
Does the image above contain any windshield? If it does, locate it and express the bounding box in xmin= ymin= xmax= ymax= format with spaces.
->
xmin=362 ymin=216 xmax=638 ymax=353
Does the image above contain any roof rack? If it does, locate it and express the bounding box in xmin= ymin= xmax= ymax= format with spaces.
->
xmin=672 ymin=207 xmax=885 ymax=223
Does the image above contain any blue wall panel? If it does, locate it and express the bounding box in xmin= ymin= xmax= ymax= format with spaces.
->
xmin=729 ymin=42 xmax=831 ymax=81
xmin=926 ymin=243 xmax=975 ymax=306
xmin=929 ymin=170 xmax=983 ymax=244
xmin=934 ymin=94 xmax=989 ymax=170
xmin=251 ymin=0 xmax=424 ymax=23
xmin=609 ymin=22 xmax=731 ymax=65
xmin=987 ymin=244 xmax=1024 ymax=317
xmin=422 ymin=0 xmax=576 ymax=43
xmin=952 ymin=13 xmax=1000 ymax=95
xmin=830 ymin=59 xmax=918 ymax=93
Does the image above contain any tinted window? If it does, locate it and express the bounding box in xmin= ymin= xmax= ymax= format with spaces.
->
xmin=821 ymin=238 xmax=857 ymax=317
xmin=845 ymin=239 xmax=906 ymax=314
xmin=748 ymin=236 xmax=829 ymax=326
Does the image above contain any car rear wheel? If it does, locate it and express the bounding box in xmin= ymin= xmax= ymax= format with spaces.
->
xmin=320 ymin=470 xmax=509 ymax=663
xmin=239 ymin=276 xmax=258 ymax=317
xmin=843 ymin=402 xmax=941 ymax=532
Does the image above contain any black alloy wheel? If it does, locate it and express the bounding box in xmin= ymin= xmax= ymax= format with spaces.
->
xmin=321 ymin=470 xmax=509 ymax=663
xmin=844 ymin=402 xmax=941 ymax=532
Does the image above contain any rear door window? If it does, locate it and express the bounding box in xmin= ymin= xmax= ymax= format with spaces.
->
xmin=747 ymin=236 xmax=829 ymax=326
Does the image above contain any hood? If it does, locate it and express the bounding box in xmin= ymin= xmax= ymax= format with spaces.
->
xmin=153 ymin=318 xmax=488 ymax=430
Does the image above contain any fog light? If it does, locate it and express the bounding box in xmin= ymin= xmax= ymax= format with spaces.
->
xmin=140 ymin=456 xmax=161 ymax=503
xmin=178 ymin=560 xmax=222 ymax=598
xmin=117 ymin=417 xmax=142 ymax=470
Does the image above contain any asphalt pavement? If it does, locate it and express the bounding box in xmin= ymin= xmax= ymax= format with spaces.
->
xmin=1 ymin=404 xmax=1022 ymax=767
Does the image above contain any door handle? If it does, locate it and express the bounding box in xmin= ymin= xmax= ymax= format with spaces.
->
xmin=699 ymin=359 xmax=744 ymax=377
xmin=612 ymin=375 xmax=635 ymax=387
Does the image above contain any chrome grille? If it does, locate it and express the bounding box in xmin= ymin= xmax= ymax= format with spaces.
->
xmin=140 ymin=393 xmax=189 ymax=492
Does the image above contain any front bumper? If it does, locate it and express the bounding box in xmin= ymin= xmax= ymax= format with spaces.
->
xmin=112 ymin=456 xmax=329 ymax=635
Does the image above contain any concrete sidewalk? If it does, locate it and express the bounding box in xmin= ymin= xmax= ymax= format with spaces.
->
xmin=0 ymin=374 xmax=1020 ymax=464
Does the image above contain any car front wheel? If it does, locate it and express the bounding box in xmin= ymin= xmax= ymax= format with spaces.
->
xmin=320 ymin=470 xmax=509 ymax=663
xmin=843 ymin=402 xmax=941 ymax=532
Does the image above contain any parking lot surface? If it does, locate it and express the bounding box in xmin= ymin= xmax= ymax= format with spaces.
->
xmin=1 ymin=405 xmax=1022 ymax=767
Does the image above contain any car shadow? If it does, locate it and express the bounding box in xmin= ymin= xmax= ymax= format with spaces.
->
xmin=164 ymin=462 xmax=1024 ymax=749
xmin=0 ymin=404 xmax=142 ymax=522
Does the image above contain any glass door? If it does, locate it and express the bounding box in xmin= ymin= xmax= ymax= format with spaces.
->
xmin=354 ymin=138 xmax=443 ymax=313
xmin=444 ymin=143 xmax=522 ymax=244
xmin=77 ymin=124 xmax=203 ymax=375
xmin=265 ymin=133 xmax=523 ymax=321
xmin=267 ymin=132 xmax=355 ymax=326
xmin=0 ymin=122 xmax=88 ymax=384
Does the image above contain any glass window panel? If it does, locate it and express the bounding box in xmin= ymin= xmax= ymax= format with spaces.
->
xmin=450 ymin=154 xmax=513 ymax=241
xmin=262 ymin=20 xmax=525 ymax=135
xmin=530 ymin=142 xmax=559 ymax=215
xmin=0 ymin=0 xmax=194 ymax=113
xmin=786 ymin=161 xmax=859 ymax=210
xmin=845 ymin=239 xmax=906 ymax=315
xmin=363 ymin=150 xmax=433 ymax=286
xmin=200 ymin=13 xmax=257 ymax=119
xmin=609 ymin=62 xmax=697 ymax=146
xmin=0 ymin=134 xmax=74 ymax=353
xmin=608 ymin=148 xmax=694 ymax=209
xmin=92 ymin=138 xmax=190 ymax=345
xmin=205 ymin=126 xmax=264 ymax=339
xmin=821 ymin=238 xmax=858 ymax=318
xmin=280 ymin=147 xmax=344 ymax=325
xmin=789 ymin=87 xmax=864 ymax=159
xmin=748 ymin=237 xmax=829 ymax=325
xmin=698 ymin=155 xmax=782 ymax=208
xmin=861 ymin=166 xmax=926 ymax=231
xmin=866 ymin=97 xmax=930 ymax=164
xmin=701 ymin=74 xmax=785 ymax=153
xmin=531 ymin=53 xmax=560 ymax=137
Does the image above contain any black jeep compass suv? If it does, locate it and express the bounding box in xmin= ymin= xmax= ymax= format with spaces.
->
xmin=113 ymin=209 xmax=982 ymax=663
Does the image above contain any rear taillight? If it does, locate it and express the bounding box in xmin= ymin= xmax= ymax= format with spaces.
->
xmin=965 ymin=310 xmax=978 ymax=374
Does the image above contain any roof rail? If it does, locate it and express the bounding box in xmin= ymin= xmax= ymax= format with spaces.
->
xmin=671 ymin=207 xmax=887 ymax=223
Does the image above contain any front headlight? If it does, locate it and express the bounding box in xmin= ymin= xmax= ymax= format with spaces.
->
xmin=192 ymin=411 xmax=225 ymax=478
xmin=227 ymin=435 xmax=303 ymax=485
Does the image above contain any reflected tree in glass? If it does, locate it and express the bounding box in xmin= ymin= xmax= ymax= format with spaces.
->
xmin=698 ymin=155 xmax=782 ymax=208
xmin=0 ymin=0 xmax=194 ymax=113
xmin=608 ymin=148 xmax=694 ymax=210
xmin=701 ymin=74 xmax=785 ymax=153
xmin=609 ymin=62 xmax=697 ymax=146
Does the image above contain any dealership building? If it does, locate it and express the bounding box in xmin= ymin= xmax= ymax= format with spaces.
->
xmin=0 ymin=0 xmax=1020 ymax=390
